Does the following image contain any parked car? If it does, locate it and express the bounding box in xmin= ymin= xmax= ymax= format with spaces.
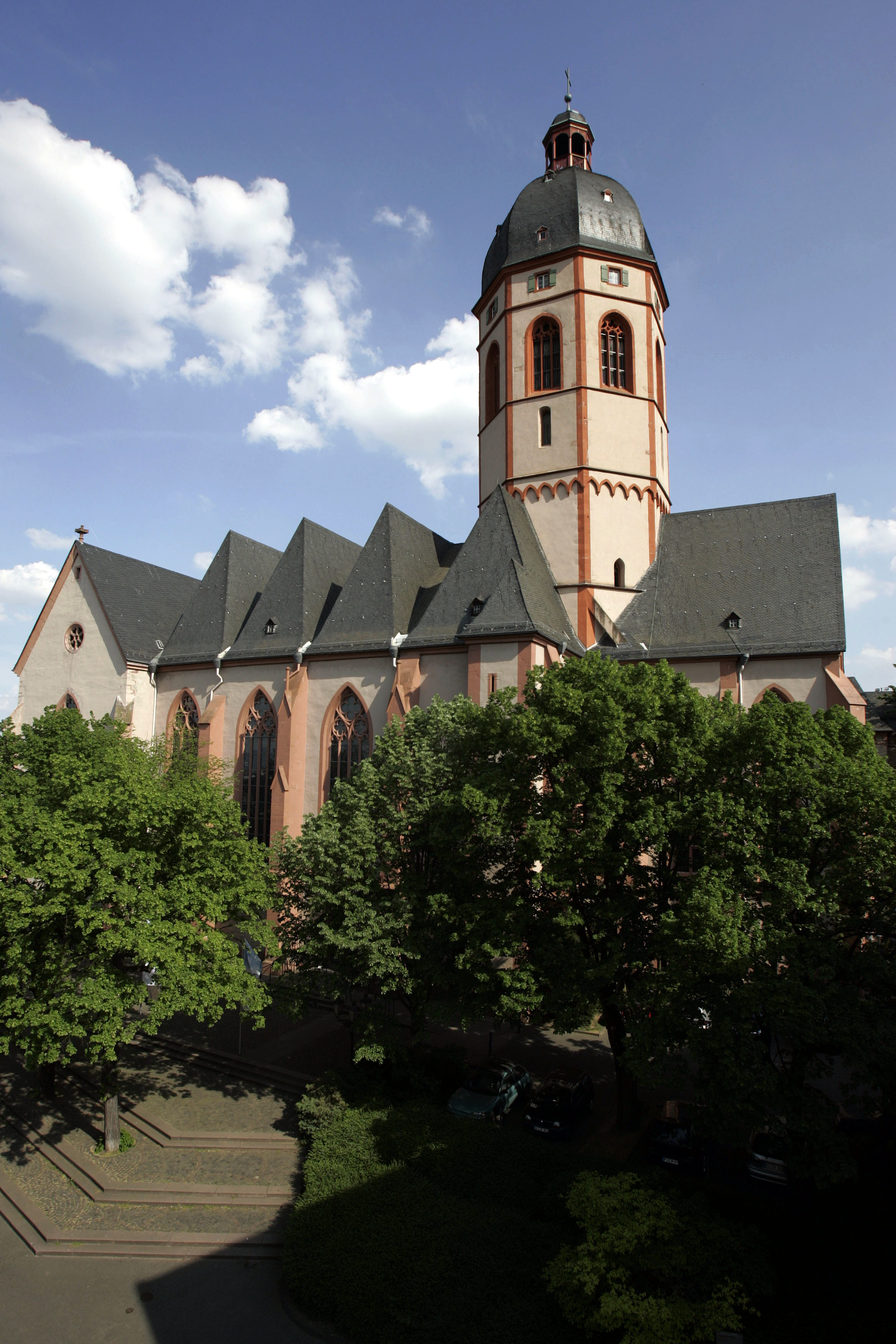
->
xmin=747 ymin=1130 xmax=790 ymax=1187
xmin=447 ymin=1060 xmax=531 ymax=1121
xmin=523 ymin=1068 xmax=594 ymax=1139
xmin=648 ymin=1100 xmax=707 ymax=1175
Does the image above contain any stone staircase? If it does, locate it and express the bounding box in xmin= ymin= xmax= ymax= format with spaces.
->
xmin=0 ymin=1037 xmax=309 ymax=1258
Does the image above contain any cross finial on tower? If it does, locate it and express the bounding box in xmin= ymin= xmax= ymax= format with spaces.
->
xmin=564 ymin=68 xmax=572 ymax=109
xmin=75 ymin=525 xmax=89 ymax=543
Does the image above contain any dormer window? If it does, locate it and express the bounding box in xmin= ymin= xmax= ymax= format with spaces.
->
xmin=264 ymin=618 xmax=277 ymax=636
xmin=536 ymin=226 xmax=548 ymax=242
xmin=469 ymin=596 xmax=485 ymax=618
xmin=723 ymin=612 xmax=742 ymax=630
xmin=602 ymin=189 xmax=613 ymax=203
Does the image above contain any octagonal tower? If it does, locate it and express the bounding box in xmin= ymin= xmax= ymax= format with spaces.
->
xmin=474 ymin=103 xmax=670 ymax=646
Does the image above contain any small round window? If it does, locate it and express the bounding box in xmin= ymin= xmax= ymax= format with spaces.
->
xmin=65 ymin=623 xmax=84 ymax=652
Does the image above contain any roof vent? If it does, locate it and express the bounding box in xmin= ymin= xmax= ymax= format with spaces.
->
xmin=264 ymin=618 xmax=277 ymax=636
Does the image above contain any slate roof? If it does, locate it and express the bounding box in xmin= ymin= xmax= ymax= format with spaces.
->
xmin=482 ymin=167 xmax=658 ymax=295
xmin=79 ymin=543 xmax=199 ymax=664
xmin=311 ymin=504 xmax=460 ymax=655
xmin=408 ymin=488 xmax=584 ymax=654
xmin=607 ymin=495 xmax=846 ymax=661
xmin=159 ymin=531 xmax=282 ymax=666
xmin=227 ymin=519 xmax=360 ymax=662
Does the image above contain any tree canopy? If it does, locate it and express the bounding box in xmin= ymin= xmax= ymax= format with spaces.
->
xmin=276 ymin=693 xmax=537 ymax=1059
xmin=276 ymin=655 xmax=896 ymax=1168
xmin=0 ymin=708 xmax=274 ymax=1080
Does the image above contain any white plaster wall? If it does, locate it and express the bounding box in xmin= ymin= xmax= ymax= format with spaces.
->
xmin=667 ymin=660 xmax=723 ymax=697
xmin=522 ymin=483 xmax=579 ymax=586
xmin=477 ymin=642 xmax=519 ymax=700
xmin=741 ymin=658 xmax=827 ymax=710
xmin=17 ymin=569 xmax=128 ymax=724
xmin=303 ymin=656 xmax=394 ymax=811
xmin=155 ymin=663 xmax=283 ymax=769
xmin=418 ymin=652 xmax=467 ymax=706
xmin=479 ymin=412 xmax=507 ymax=498
xmin=590 ymin=487 xmax=653 ymax=591
xmin=512 ymin=390 xmax=579 ymax=480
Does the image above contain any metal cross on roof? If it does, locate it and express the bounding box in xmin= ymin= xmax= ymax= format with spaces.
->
xmin=564 ymin=68 xmax=572 ymax=108
xmin=75 ymin=524 xmax=89 ymax=542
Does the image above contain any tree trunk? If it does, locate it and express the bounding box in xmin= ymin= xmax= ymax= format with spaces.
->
xmin=101 ymin=1059 xmax=121 ymax=1153
xmin=602 ymin=1003 xmax=641 ymax=1131
xmin=37 ymin=1061 xmax=56 ymax=1099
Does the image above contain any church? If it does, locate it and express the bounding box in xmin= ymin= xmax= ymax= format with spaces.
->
xmin=12 ymin=99 xmax=865 ymax=842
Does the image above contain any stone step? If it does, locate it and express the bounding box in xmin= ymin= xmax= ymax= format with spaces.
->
xmin=0 ymin=1181 xmax=282 ymax=1259
xmin=0 ymin=1099 xmax=295 ymax=1206
xmin=139 ymin=1034 xmax=310 ymax=1096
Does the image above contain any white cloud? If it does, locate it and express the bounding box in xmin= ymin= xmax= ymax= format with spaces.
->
xmin=0 ymin=99 xmax=300 ymax=380
xmin=373 ymin=205 xmax=431 ymax=239
xmin=838 ymin=505 xmax=896 ymax=557
xmin=0 ymin=561 xmax=57 ymax=615
xmin=247 ymin=283 xmax=478 ymax=496
xmin=193 ymin=551 xmax=214 ymax=572
xmin=26 ymin=527 xmax=70 ymax=551
xmin=842 ymin=565 xmax=881 ymax=610
xmin=849 ymin=645 xmax=896 ymax=693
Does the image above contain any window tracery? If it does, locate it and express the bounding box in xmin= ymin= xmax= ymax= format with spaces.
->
xmin=240 ymin=690 xmax=277 ymax=843
xmin=326 ymin=688 xmax=371 ymax=799
xmin=532 ymin=317 xmax=561 ymax=392
xmin=600 ymin=313 xmax=631 ymax=390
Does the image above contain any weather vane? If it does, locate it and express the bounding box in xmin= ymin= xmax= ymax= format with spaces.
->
xmin=564 ymin=68 xmax=572 ymax=109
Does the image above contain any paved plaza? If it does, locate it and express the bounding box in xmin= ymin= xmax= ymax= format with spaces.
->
xmin=0 ymin=1005 xmax=620 ymax=1343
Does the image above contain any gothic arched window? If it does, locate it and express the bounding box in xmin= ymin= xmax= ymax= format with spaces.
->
xmin=600 ymin=313 xmax=631 ymax=391
xmin=614 ymin=558 xmax=626 ymax=589
xmin=532 ymin=317 xmax=561 ymax=392
xmin=171 ymin=690 xmax=200 ymax=764
xmin=485 ymin=342 xmax=501 ymax=423
xmin=327 ymin=688 xmax=371 ymax=799
xmin=240 ymin=691 xmax=277 ymax=844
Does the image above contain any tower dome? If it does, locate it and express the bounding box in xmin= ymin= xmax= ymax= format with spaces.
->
xmin=482 ymin=169 xmax=657 ymax=296
xmin=481 ymin=106 xmax=659 ymax=298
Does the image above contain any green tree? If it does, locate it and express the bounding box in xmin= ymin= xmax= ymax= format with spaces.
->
xmin=0 ymin=708 xmax=274 ymax=1149
xmin=644 ymin=695 xmax=896 ymax=1173
xmin=509 ymin=655 xmax=732 ymax=1126
xmin=545 ymin=1170 xmax=771 ymax=1343
xmin=276 ymin=694 xmax=537 ymax=1061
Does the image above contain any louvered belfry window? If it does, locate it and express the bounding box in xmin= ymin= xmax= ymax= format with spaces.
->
xmin=328 ymin=689 xmax=371 ymax=796
xmin=600 ymin=313 xmax=629 ymax=390
xmin=532 ymin=318 xmax=561 ymax=391
xmin=240 ymin=691 xmax=277 ymax=843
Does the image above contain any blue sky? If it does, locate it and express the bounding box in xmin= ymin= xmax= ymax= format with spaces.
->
xmin=1 ymin=0 xmax=894 ymax=715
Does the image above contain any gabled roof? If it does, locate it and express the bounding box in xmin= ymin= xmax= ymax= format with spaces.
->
xmin=409 ymin=488 xmax=584 ymax=653
xmin=227 ymin=519 xmax=361 ymax=661
xmin=609 ymin=495 xmax=846 ymax=661
xmin=311 ymin=504 xmax=459 ymax=654
xmin=159 ymin=531 xmax=281 ymax=665
xmin=78 ymin=543 xmax=199 ymax=664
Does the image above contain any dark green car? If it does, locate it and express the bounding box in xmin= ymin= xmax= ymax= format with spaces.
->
xmin=448 ymin=1060 xmax=531 ymax=1121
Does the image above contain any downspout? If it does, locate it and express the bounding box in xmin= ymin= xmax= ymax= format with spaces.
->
xmin=296 ymin=640 xmax=312 ymax=666
xmin=737 ymin=652 xmax=750 ymax=706
xmin=209 ymin=646 xmax=231 ymax=701
xmin=148 ymin=646 xmax=163 ymax=738
xmin=390 ymin=632 xmax=408 ymax=667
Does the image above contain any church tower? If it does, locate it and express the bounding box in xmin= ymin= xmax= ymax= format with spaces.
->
xmin=474 ymin=98 xmax=670 ymax=647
